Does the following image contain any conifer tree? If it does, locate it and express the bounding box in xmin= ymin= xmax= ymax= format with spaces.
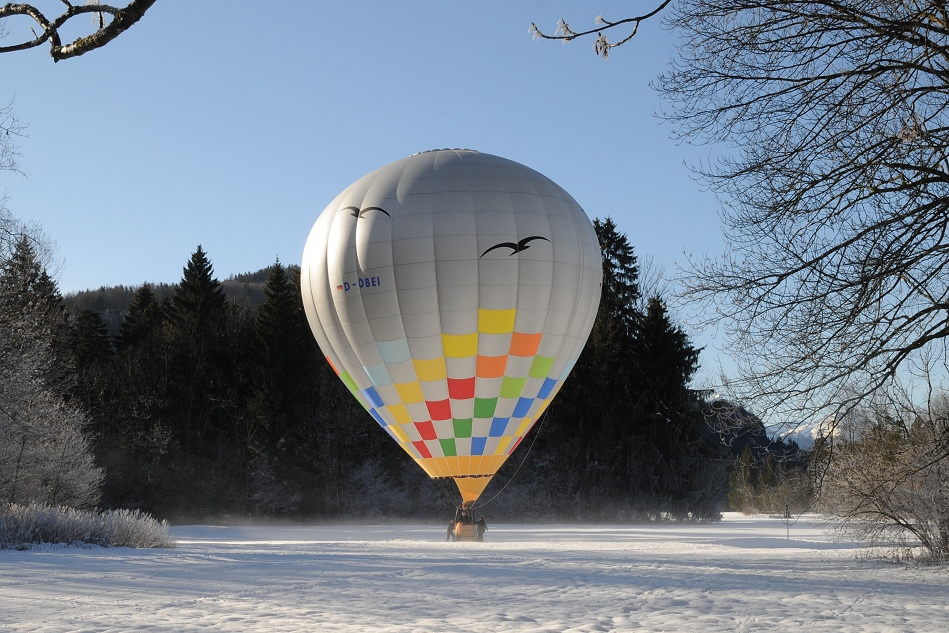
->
xmin=249 ymin=260 xmax=304 ymax=450
xmin=630 ymin=297 xmax=699 ymax=417
xmin=67 ymin=308 xmax=114 ymax=417
xmin=594 ymin=217 xmax=640 ymax=335
xmin=70 ymin=309 xmax=113 ymax=366
xmin=627 ymin=297 xmax=721 ymax=518
xmin=243 ymin=261 xmax=315 ymax=512
xmin=162 ymin=246 xmax=236 ymax=509
xmin=540 ymin=217 xmax=642 ymax=504
xmin=537 ymin=218 xmax=726 ymax=519
xmin=97 ymin=283 xmax=171 ymax=511
xmin=0 ymin=236 xmax=68 ymax=338
xmin=118 ymin=283 xmax=162 ymax=350
xmin=0 ymin=235 xmax=70 ymax=388
xmin=168 ymin=245 xmax=227 ymax=339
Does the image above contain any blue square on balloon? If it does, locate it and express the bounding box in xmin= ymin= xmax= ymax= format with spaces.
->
xmin=513 ymin=397 xmax=533 ymax=418
xmin=368 ymin=408 xmax=386 ymax=427
xmin=363 ymin=386 xmax=384 ymax=408
xmin=489 ymin=417 xmax=509 ymax=437
xmin=471 ymin=437 xmax=486 ymax=455
xmin=537 ymin=377 xmax=557 ymax=399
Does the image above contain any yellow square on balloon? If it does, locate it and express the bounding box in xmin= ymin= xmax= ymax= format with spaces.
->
xmin=394 ymin=381 xmax=425 ymax=404
xmin=442 ymin=333 xmax=478 ymax=358
xmin=386 ymin=403 xmax=414 ymax=424
xmin=413 ymin=357 xmax=447 ymax=382
xmin=478 ymin=309 xmax=516 ymax=334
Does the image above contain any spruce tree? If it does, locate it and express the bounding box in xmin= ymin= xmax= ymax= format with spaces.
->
xmin=67 ymin=308 xmax=114 ymax=418
xmin=168 ymin=245 xmax=227 ymax=339
xmin=70 ymin=309 xmax=113 ymax=366
xmin=244 ymin=261 xmax=312 ymax=513
xmin=538 ymin=218 xmax=727 ymax=519
xmin=630 ymin=297 xmax=699 ymax=416
xmin=626 ymin=297 xmax=705 ymax=516
xmin=0 ymin=235 xmax=67 ymax=332
xmin=98 ymin=283 xmax=171 ymax=511
xmin=540 ymin=217 xmax=643 ymax=507
xmin=593 ymin=217 xmax=640 ymax=335
xmin=0 ymin=235 xmax=70 ymax=387
xmin=163 ymin=245 xmax=237 ymax=511
xmin=119 ymin=283 xmax=162 ymax=350
xmin=250 ymin=260 xmax=304 ymax=448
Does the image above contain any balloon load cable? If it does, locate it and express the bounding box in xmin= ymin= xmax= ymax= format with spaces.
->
xmin=472 ymin=408 xmax=549 ymax=511
xmin=435 ymin=476 xmax=461 ymax=511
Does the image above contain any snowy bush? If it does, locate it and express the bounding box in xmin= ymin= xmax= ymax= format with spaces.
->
xmin=819 ymin=392 xmax=949 ymax=564
xmin=0 ymin=502 xmax=175 ymax=549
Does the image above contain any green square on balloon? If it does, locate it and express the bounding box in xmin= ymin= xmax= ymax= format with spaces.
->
xmin=474 ymin=397 xmax=497 ymax=418
xmin=453 ymin=418 xmax=473 ymax=438
xmin=529 ymin=355 xmax=556 ymax=379
xmin=500 ymin=376 xmax=527 ymax=399
xmin=439 ymin=438 xmax=457 ymax=457
xmin=340 ymin=370 xmax=359 ymax=394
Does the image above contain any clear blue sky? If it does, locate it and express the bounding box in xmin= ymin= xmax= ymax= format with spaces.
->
xmin=1 ymin=1 xmax=729 ymax=382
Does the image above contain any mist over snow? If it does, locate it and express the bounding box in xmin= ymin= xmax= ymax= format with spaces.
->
xmin=2 ymin=514 xmax=948 ymax=632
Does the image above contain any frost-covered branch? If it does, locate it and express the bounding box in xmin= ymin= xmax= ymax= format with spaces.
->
xmin=0 ymin=100 xmax=24 ymax=176
xmin=529 ymin=1 xmax=673 ymax=59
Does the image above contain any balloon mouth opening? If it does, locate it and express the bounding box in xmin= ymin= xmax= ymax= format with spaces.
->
xmin=437 ymin=474 xmax=494 ymax=505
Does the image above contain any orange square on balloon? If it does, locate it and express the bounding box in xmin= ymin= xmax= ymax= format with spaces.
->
xmin=509 ymin=332 xmax=542 ymax=357
xmin=476 ymin=355 xmax=507 ymax=378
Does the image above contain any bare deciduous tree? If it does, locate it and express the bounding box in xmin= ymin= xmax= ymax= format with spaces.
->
xmin=0 ymin=0 xmax=156 ymax=62
xmin=534 ymin=2 xmax=949 ymax=430
xmin=643 ymin=1 xmax=949 ymax=427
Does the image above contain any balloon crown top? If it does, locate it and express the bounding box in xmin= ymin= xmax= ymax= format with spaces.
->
xmin=412 ymin=148 xmax=481 ymax=156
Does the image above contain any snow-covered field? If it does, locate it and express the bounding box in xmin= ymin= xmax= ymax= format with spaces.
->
xmin=2 ymin=513 xmax=947 ymax=632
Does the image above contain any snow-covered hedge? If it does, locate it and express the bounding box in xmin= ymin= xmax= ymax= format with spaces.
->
xmin=0 ymin=502 xmax=175 ymax=549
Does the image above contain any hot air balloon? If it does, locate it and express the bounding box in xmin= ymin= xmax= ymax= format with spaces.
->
xmin=300 ymin=149 xmax=601 ymax=512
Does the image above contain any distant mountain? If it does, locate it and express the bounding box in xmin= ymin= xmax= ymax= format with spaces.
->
xmin=777 ymin=411 xmax=867 ymax=450
xmin=777 ymin=422 xmax=823 ymax=451
xmin=699 ymin=397 xmax=808 ymax=464
xmin=63 ymin=265 xmax=298 ymax=336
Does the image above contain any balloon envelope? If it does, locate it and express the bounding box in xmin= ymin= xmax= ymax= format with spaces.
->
xmin=301 ymin=149 xmax=601 ymax=504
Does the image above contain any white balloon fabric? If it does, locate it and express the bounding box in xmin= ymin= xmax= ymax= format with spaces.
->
xmin=301 ymin=149 xmax=602 ymax=504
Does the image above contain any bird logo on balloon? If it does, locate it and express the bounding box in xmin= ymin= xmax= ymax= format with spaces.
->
xmin=340 ymin=206 xmax=391 ymax=219
xmin=480 ymin=235 xmax=550 ymax=258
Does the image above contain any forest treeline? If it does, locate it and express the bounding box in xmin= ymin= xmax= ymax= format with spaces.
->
xmin=6 ymin=215 xmax=805 ymax=523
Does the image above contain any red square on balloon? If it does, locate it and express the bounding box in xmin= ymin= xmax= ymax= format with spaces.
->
xmin=447 ymin=377 xmax=475 ymax=400
xmin=426 ymin=399 xmax=452 ymax=421
xmin=413 ymin=440 xmax=432 ymax=459
xmin=415 ymin=420 xmax=437 ymax=441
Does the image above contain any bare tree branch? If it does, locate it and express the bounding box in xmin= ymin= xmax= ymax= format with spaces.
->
xmin=530 ymin=1 xmax=673 ymax=59
xmin=0 ymin=99 xmax=24 ymax=176
xmin=0 ymin=0 xmax=157 ymax=61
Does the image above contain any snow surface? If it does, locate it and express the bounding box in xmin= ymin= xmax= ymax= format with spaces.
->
xmin=2 ymin=513 xmax=948 ymax=632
